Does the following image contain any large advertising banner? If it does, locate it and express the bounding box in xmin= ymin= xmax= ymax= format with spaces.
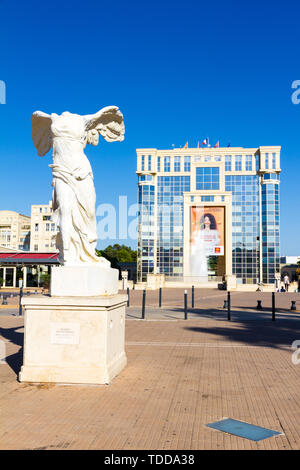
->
xmin=190 ymin=206 xmax=225 ymax=277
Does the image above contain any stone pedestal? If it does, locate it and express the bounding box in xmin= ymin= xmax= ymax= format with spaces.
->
xmin=19 ymin=294 xmax=127 ymax=385
xmin=225 ymin=274 xmax=237 ymax=291
xmin=50 ymin=265 xmax=119 ymax=297
xmin=146 ymin=273 xmax=165 ymax=290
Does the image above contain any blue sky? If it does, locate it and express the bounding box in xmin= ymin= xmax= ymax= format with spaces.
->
xmin=0 ymin=0 xmax=299 ymax=254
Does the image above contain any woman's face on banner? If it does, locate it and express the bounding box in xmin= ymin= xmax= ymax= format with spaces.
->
xmin=204 ymin=216 xmax=211 ymax=229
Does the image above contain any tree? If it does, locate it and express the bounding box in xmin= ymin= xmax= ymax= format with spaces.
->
xmin=96 ymin=244 xmax=137 ymax=265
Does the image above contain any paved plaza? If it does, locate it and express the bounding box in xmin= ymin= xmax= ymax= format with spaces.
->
xmin=0 ymin=288 xmax=300 ymax=450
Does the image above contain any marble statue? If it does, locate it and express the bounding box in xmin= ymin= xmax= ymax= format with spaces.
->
xmin=31 ymin=107 xmax=125 ymax=266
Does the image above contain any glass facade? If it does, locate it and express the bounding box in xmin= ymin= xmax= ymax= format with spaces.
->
xmin=262 ymin=181 xmax=280 ymax=283
xmin=196 ymin=167 xmax=219 ymax=190
xmin=225 ymin=175 xmax=260 ymax=284
xmin=138 ymin=184 xmax=155 ymax=279
xmin=156 ymin=176 xmax=190 ymax=277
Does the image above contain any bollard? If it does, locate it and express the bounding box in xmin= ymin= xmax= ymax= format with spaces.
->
xmin=19 ymin=287 xmax=23 ymax=316
xmin=142 ymin=289 xmax=146 ymax=319
xmin=127 ymin=287 xmax=130 ymax=307
xmin=192 ymin=285 xmax=195 ymax=308
xmin=272 ymin=292 xmax=276 ymax=321
xmin=256 ymin=300 xmax=263 ymax=310
xmin=2 ymin=295 xmax=7 ymax=305
xmin=227 ymin=291 xmax=231 ymax=321
xmin=291 ymin=301 xmax=297 ymax=311
xmin=184 ymin=290 xmax=188 ymax=320
xmin=159 ymin=287 xmax=162 ymax=308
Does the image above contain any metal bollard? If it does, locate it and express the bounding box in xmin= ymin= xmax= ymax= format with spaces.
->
xmin=127 ymin=287 xmax=130 ymax=307
xmin=291 ymin=301 xmax=297 ymax=311
xmin=2 ymin=295 xmax=7 ymax=305
xmin=256 ymin=300 xmax=263 ymax=310
xmin=142 ymin=289 xmax=146 ymax=319
xmin=192 ymin=285 xmax=195 ymax=308
xmin=272 ymin=292 xmax=276 ymax=321
xmin=227 ymin=291 xmax=231 ymax=321
xmin=184 ymin=290 xmax=188 ymax=320
xmin=19 ymin=287 xmax=23 ymax=316
xmin=159 ymin=287 xmax=162 ymax=308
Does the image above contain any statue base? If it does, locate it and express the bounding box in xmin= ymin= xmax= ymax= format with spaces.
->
xmin=50 ymin=265 xmax=119 ymax=297
xmin=19 ymin=294 xmax=127 ymax=385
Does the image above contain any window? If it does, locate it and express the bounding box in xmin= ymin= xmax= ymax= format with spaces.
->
xmin=39 ymin=208 xmax=42 ymax=213
xmin=245 ymin=155 xmax=252 ymax=171
xmin=184 ymin=156 xmax=191 ymax=172
xmin=235 ymin=155 xmax=242 ymax=171
xmin=35 ymin=223 xmax=39 ymax=232
xmin=34 ymin=244 xmax=38 ymax=251
xmin=265 ymin=153 xmax=269 ymax=169
xmin=148 ymin=155 xmax=152 ymax=171
xmin=256 ymin=155 xmax=260 ymax=171
xmin=157 ymin=157 xmax=161 ymax=172
xmin=196 ymin=167 xmax=219 ymax=190
xmin=46 ymin=223 xmax=50 ymax=231
xmin=272 ymin=153 xmax=276 ymax=169
xmin=214 ymin=156 xmax=221 ymax=162
xmin=141 ymin=155 xmax=145 ymax=171
xmin=174 ymin=156 xmax=181 ymax=172
xmin=225 ymin=155 xmax=232 ymax=171
xmin=164 ymin=156 xmax=170 ymax=172
xmin=201 ymin=195 xmax=214 ymax=201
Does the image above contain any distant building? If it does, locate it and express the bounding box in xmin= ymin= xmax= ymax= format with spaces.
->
xmin=137 ymin=145 xmax=281 ymax=286
xmin=280 ymin=256 xmax=300 ymax=265
xmin=280 ymin=256 xmax=300 ymax=283
xmin=30 ymin=201 xmax=59 ymax=252
xmin=0 ymin=210 xmax=31 ymax=251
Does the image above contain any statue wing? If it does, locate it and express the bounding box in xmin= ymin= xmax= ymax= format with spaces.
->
xmin=31 ymin=111 xmax=53 ymax=156
xmin=84 ymin=106 xmax=125 ymax=144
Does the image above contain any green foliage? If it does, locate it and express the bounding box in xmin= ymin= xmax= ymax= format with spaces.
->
xmin=96 ymin=244 xmax=137 ymax=268
xmin=40 ymin=273 xmax=50 ymax=288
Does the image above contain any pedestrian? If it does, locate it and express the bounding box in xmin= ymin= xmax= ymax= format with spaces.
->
xmin=284 ymin=274 xmax=290 ymax=292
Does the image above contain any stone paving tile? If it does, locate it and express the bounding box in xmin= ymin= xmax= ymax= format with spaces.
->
xmin=0 ymin=313 xmax=300 ymax=450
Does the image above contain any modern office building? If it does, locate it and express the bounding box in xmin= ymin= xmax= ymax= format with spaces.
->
xmin=0 ymin=211 xmax=31 ymax=251
xmin=30 ymin=201 xmax=59 ymax=252
xmin=137 ymin=146 xmax=281 ymax=287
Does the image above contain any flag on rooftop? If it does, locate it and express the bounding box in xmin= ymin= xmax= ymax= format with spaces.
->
xmin=202 ymin=138 xmax=207 ymax=146
xmin=214 ymin=141 xmax=219 ymax=148
xmin=183 ymin=141 xmax=188 ymax=149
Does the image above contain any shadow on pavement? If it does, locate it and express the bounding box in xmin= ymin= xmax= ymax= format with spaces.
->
xmin=0 ymin=326 xmax=24 ymax=376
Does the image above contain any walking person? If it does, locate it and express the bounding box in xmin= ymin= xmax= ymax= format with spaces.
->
xmin=284 ymin=274 xmax=290 ymax=292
